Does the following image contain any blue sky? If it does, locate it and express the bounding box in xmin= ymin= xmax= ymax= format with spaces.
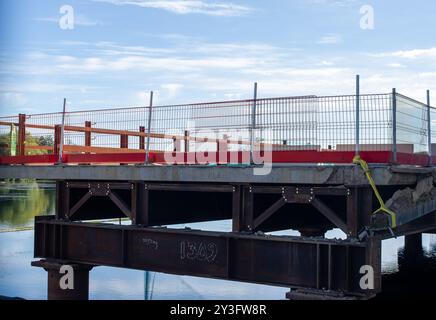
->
xmin=1 ymin=0 xmax=436 ymax=115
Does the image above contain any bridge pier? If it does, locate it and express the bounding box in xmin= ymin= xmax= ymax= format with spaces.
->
xmin=404 ymin=233 xmax=423 ymax=253
xmin=398 ymin=233 xmax=425 ymax=273
xmin=32 ymin=260 xmax=93 ymax=300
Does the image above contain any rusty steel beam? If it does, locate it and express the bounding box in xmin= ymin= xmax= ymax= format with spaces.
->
xmin=34 ymin=216 xmax=381 ymax=298
xmin=54 ymin=181 xmax=378 ymax=237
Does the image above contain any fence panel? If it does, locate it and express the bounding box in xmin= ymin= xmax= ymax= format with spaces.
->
xmin=395 ymin=93 xmax=429 ymax=164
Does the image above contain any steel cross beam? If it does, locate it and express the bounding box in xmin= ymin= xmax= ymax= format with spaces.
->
xmin=60 ymin=182 xmax=134 ymax=220
xmin=33 ymin=216 xmax=381 ymax=298
xmin=247 ymin=186 xmax=350 ymax=234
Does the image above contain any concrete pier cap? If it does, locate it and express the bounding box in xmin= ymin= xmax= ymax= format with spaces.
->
xmin=32 ymin=259 xmax=94 ymax=300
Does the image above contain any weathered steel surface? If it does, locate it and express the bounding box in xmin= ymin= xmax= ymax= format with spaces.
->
xmin=34 ymin=216 xmax=381 ymax=297
xmin=0 ymin=164 xmax=421 ymax=186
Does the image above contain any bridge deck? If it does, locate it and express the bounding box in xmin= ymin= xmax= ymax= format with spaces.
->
xmin=0 ymin=164 xmax=428 ymax=186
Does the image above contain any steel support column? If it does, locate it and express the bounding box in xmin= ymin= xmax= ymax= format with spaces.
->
xmin=346 ymin=187 xmax=373 ymax=237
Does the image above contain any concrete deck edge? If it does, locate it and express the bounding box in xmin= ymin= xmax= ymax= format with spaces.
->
xmin=0 ymin=164 xmax=423 ymax=185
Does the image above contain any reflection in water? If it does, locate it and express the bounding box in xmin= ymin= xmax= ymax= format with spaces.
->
xmin=144 ymin=271 xmax=155 ymax=300
xmin=0 ymin=181 xmax=436 ymax=299
xmin=377 ymin=235 xmax=436 ymax=299
xmin=0 ymin=180 xmax=55 ymax=228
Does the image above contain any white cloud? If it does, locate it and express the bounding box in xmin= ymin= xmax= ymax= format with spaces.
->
xmin=92 ymin=0 xmax=252 ymax=16
xmin=304 ymin=0 xmax=360 ymax=7
xmin=371 ymin=48 xmax=436 ymax=59
xmin=3 ymin=39 xmax=436 ymax=112
xmin=387 ymin=63 xmax=405 ymax=69
xmin=317 ymin=34 xmax=343 ymax=44
xmin=161 ymin=83 xmax=184 ymax=98
xmin=55 ymin=55 xmax=258 ymax=73
xmin=35 ymin=15 xmax=102 ymax=27
xmin=320 ymin=60 xmax=335 ymax=66
xmin=0 ymin=92 xmax=28 ymax=107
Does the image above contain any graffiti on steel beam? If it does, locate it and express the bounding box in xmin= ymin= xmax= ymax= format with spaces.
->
xmin=180 ymin=241 xmax=218 ymax=263
xmin=142 ymin=238 xmax=159 ymax=250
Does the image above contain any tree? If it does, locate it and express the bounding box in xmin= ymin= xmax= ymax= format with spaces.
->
xmin=0 ymin=131 xmax=54 ymax=156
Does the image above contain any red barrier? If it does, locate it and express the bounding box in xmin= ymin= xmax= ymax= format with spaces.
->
xmin=0 ymin=150 xmax=392 ymax=165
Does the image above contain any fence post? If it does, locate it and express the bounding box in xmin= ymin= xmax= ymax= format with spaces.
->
xmin=392 ymin=88 xmax=397 ymax=163
xmin=218 ymin=134 xmax=229 ymax=164
xmin=85 ymin=121 xmax=92 ymax=153
xmin=428 ymin=90 xmax=432 ymax=165
xmin=184 ymin=130 xmax=190 ymax=153
xmin=120 ymin=134 xmax=128 ymax=149
xmin=139 ymin=126 xmax=145 ymax=150
xmin=250 ymin=82 xmax=258 ymax=165
xmin=145 ymin=91 xmax=154 ymax=164
xmin=355 ymin=75 xmax=360 ymax=155
xmin=54 ymin=125 xmax=61 ymax=158
xmin=17 ymin=113 xmax=26 ymax=156
xmin=173 ymin=137 xmax=181 ymax=152
xmin=57 ymin=98 xmax=67 ymax=164
xmin=9 ymin=124 xmax=17 ymax=156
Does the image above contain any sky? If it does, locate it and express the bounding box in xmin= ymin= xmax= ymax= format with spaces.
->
xmin=0 ymin=0 xmax=436 ymax=116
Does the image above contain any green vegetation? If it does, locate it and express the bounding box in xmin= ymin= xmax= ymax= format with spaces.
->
xmin=0 ymin=132 xmax=54 ymax=156
xmin=0 ymin=180 xmax=55 ymax=227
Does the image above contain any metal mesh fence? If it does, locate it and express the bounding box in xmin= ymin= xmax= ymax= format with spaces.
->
xmin=25 ymin=112 xmax=63 ymax=155
xmin=0 ymin=92 xmax=432 ymax=165
xmin=151 ymin=100 xmax=252 ymax=153
xmin=430 ymin=107 xmax=436 ymax=160
xmin=254 ymin=94 xmax=392 ymax=152
xmin=396 ymin=93 xmax=429 ymax=155
xmin=62 ymin=106 xmax=147 ymax=150
xmin=359 ymin=94 xmax=393 ymax=151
